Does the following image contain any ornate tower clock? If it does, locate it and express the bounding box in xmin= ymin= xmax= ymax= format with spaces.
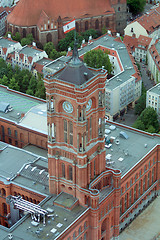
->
xmin=44 ymin=45 xmax=107 ymax=206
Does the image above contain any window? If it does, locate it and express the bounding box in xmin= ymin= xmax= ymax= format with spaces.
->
xmin=90 ymin=117 xmax=92 ymax=139
xmin=8 ymin=128 xmax=11 ymax=136
xmin=86 ymin=119 xmax=88 ymax=143
xmin=78 ymin=226 xmax=82 ymax=235
xmin=62 ymin=163 xmax=65 ymax=178
xmin=143 ymin=176 xmax=146 ymax=192
xmin=134 ymin=185 xmax=137 ymax=201
xmin=69 ymin=122 xmax=73 ymax=145
xmin=131 ymin=27 xmax=133 ymax=32
xmin=64 ymin=119 xmax=67 ymax=143
xmin=69 ymin=165 xmax=73 ymax=181
xmin=14 ymin=130 xmax=18 ymax=139
xmin=73 ymin=232 xmax=76 ymax=240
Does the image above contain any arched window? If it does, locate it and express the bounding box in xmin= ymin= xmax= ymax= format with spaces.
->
xmin=84 ymin=221 xmax=87 ymax=229
xmin=95 ymin=19 xmax=99 ymax=29
xmin=1 ymin=188 xmax=6 ymax=196
xmin=143 ymin=176 xmax=146 ymax=192
xmin=85 ymin=21 xmax=88 ymax=31
xmin=64 ymin=119 xmax=67 ymax=143
xmin=62 ymin=163 xmax=65 ymax=178
xmin=78 ymin=226 xmax=82 ymax=235
xmin=73 ymin=231 xmax=76 ymax=240
xmin=69 ymin=122 xmax=73 ymax=145
xmin=23 ymin=28 xmax=26 ymax=38
xmin=90 ymin=116 xmax=92 ymax=139
xmin=14 ymin=130 xmax=18 ymax=139
xmin=2 ymin=203 xmax=7 ymax=215
xmin=8 ymin=128 xmax=11 ymax=136
xmin=134 ymin=185 xmax=137 ymax=201
xmin=32 ymin=28 xmax=35 ymax=38
xmin=69 ymin=165 xmax=73 ymax=181
xmin=106 ymin=18 xmax=109 ymax=28
xmin=46 ymin=33 xmax=52 ymax=42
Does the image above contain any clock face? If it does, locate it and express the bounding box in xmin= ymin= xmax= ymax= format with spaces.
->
xmin=86 ymin=99 xmax=92 ymax=111
xmin=63 ymin=101 xmax=73 ymax=113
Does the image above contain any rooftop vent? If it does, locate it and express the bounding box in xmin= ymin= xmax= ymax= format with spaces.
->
xmin=109 ymin=125 xmax=116 ymax=130
xmin=119 ymin=131 xmax=129 ymax=139
xmin=84 ymin=72 xmax=88 ymax=80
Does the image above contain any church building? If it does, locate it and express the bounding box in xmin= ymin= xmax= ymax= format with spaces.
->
xmin=6 ymin=0 xmax=127 ymax=45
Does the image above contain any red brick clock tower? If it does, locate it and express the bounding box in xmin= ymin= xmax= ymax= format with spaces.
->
xmin=44 ymin=45 xmax=107 ymax=205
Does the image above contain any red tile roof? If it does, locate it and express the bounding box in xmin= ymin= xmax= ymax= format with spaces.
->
xmin=7 ymin=0 xmax=115 ymax=27
xmin=132 ymin=5 xmax=160 ymax=34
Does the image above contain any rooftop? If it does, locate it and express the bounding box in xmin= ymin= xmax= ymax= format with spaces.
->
xmin=77 ymin=34 xmax=138 ymax=90
xmin=0 ymin=37 xmax=18 ymax=48
xmin=147 ymin=83 xmax=160 ymax=95
xmin=18 ymin=46 xmax=44 ymax=58
xmin=7 ymin=0 xmax=114 ymax=27
xmin=0 ymin=85 xmax=45 ymax=124
xmin=105 ymin=121 xmax=160 ymax=177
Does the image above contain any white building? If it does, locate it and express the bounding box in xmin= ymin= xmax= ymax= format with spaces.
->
xmin=148 ymin=39 xmax=160 ymax=83
xmin=0 ymin=36 xmax=22 ymax=60
xmin=124 ymin=4 xmax=160 ymax=41
xmin=146 ymin=83 xmax=160 ymax=118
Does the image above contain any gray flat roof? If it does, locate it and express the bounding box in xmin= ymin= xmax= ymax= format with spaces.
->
xmin=0 ymin=86 xmax=45 ymax=123
xmin=0 ymin=38 xmax=18 ymax=48
xmin=0 ymin=141 xmax=49 ymax=195
xmin=105 ymin=122 xmax=160 ymax=177
xmin=19 ymin=103 xmax=47 ymax=134
xmin=36 ymin=58 xmax=53 ymax=66
xmin=147 ymin=83 xmax=160 ymax=95
xmin=19 ymin=46 xmax=43 ymax=58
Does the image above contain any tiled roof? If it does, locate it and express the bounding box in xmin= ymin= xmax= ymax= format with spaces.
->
xmin=7 ymin=0 xmax=115 ymax=27
xmin=133 ymin=5 xmax=160 ymax=34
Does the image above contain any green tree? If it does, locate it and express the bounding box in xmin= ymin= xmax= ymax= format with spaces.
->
xmin=127 ymin=0 xmax=146 ymax=15
xmin=13 ymin=32 xmax=21 ymax=42
xmin=81 ymin=29 xmax=98 ymax=42
xmin=0 ymin=75 xmax=8 ymax=86
xmin=26 ymin=33 xmax=33 ymax=43
xmin=138 ymin=107 xmax=159 ymax=132
xmin=9 ymin=77 xmax=20 ymax=91
xmin=132 ymin=119 xmax=145 ymax=131
xmin=44 ymin=42 xmax=55 ymax=57
xmin=133 ymin=107 xmax=159 ymax=133
xmin=135 ymin=93 xmax=146 ymax=115
xmin=84 ymin=49 xmax=113 ymax=74
xmin=21 ymin=38 xmax=31 ymax=46
xmin=27 ymin=75 xmax=37 ymax=94
xmin=58 ymin=30 xmax=83 ymax=51
xmin=146 ymin=125 xmax=156 ymax=134
xmin=35 ymin=80 xmax=46 ymax=99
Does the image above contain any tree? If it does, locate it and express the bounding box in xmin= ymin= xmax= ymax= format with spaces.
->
xmin=81 ymin=29 xmax=98 ymax=42
xmin=35 ymin=80 xmax=46 ymax=99
xmin=9 ymin=77 xmax=20 ymax=91
xmin=133 ymin=107 xmax=159 ymax=133
xmin=44 ymin=42 xmax=55 ymax=57
xmin=27 ymin=75 xmax=37 ymax=94
xmin=13 ymin=32 xmax=21 ymax=42
xmin=0 ymin=75 xmax=8 ymax=86
xmin=21 ymin=38 xmax=31 ymax=46
xmin=135 ymin=93 xmax=146 ymax=115
xmin=132 ymin=119 xmax=145 ymax=131
xmin=58 ymin=30 xmax=83 ymax=51
xmin=138 ymin=107 xmax=159 ymax=132
xmin=127 ymin=0 xmax=146 ymax=15
xmin=84 ymin=49 xmax=113 ymax=74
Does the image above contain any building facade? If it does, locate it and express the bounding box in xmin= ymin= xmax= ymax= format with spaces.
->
xmin=6 ymin=0 xmax=127 ymax=45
